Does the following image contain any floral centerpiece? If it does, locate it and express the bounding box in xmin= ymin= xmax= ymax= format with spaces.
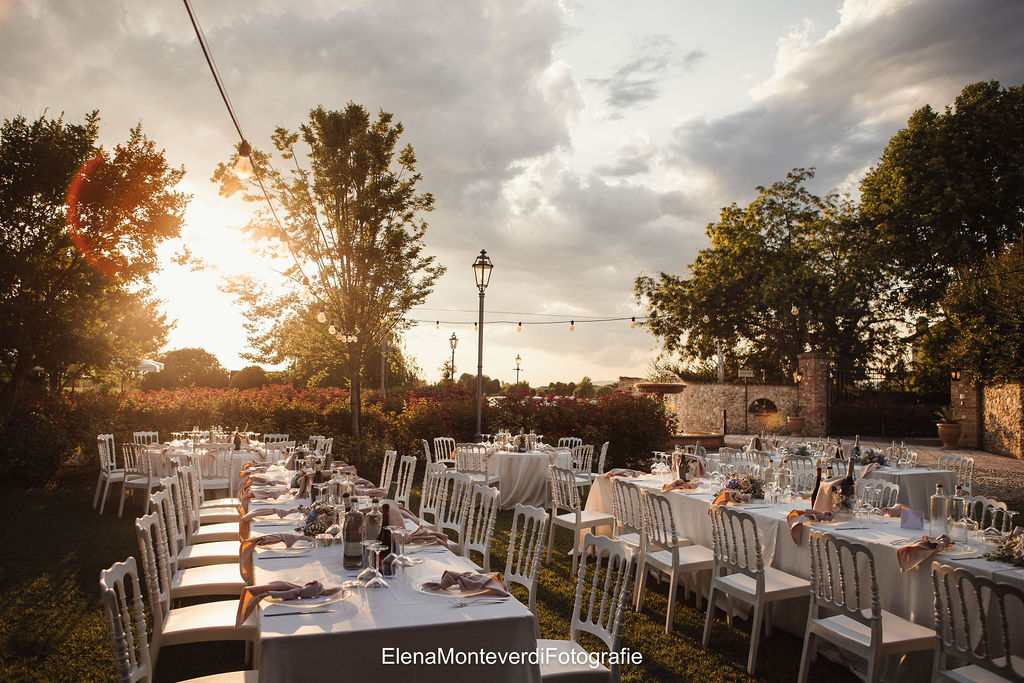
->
xmin=716 ymin=474 xmax=765 ymax=501
xmin=853 ymin=447 xmax=888 ymax=467
xmin=296 ymin=500 xmax=335 ymax=537
xmin=790 ymin=444 xmax=812 ymax=457
xmin=985 ymin=527 xmax=1024 ymax=568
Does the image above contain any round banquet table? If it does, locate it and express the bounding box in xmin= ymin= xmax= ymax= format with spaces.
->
xmin=863 ymin=466 xmax=955 ymax=515
xmin=486 ymin=449 xmax=572 ymax=509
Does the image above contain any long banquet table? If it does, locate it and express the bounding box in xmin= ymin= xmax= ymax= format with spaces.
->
xmin=246 ymin=477 xmax=541 ymax=682
xmin=862 ymin=466 xmax=955 ymax=514
xmin=485 ymin=449 xmax=572 ymax=509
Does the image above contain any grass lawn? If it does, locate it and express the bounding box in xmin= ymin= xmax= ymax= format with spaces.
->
xmin=5 ymin=470 xmax=954 ymax=683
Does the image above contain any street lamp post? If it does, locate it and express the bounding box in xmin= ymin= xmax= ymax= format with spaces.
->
xmin=514 ymin=354 xmax=522 ymax=386
xmin=472 ymin=249 xmax=493 ymax=441
xmin=449 ymin=333 xmax=458 ymax=384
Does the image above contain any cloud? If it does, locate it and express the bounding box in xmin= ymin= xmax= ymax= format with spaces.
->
xmin=594 ymin=132 xmax=655 ymax=177
xmin=590 ymin=34 xmax=705 ymax=109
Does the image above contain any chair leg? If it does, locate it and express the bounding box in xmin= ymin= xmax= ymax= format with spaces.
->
xmin=634 ymin=563 xmax=648 ymax=611
xmin=118 ymin=484 xmax=128 ymax=517
xmin=93 ymin=474 xmax=104 ymax=509
xmin=99 ymin=479 xmax=112 ymax=515
xmin=571 ymin=528 xmax=580 ymax=576
xmin=702 ymin=585 xmax=716 ymax=648
xmin=765 ymin=601 xmax=774 ymax=637
xmin=665 ymin=571 xmax=679 ymax=634
xmin=866 ymin=648 xmax=883 ymax=683
xmin=747 ymin=600 xmax=765 ymax=674
xmin=797 ymin=630 xmax=815 ymax=683
xmin=546 ymin=516 xmax=556 ymax=564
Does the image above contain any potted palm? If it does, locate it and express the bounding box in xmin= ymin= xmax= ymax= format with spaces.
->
xmin=786 ymin=402 xmax=806 ymax=437
xmin=934 ymin=406 xmax=962 ymax=450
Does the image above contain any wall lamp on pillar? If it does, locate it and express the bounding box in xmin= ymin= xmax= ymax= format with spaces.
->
xmin=793 ymin=370 xmax=803 ymax=384
xmin=950 ymin=369 xmax=962 ymax=382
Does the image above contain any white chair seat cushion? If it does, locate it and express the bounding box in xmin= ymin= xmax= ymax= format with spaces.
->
xmin=813 ymin=610 xmax=934 ymax=650
xmin=465 ymin=472 xmax=499 ymax=486
xmin=574 ymin=475 xmax=593 ymax=487
xmin=645 ymin=545 xmax=715 ymax=573
xmin=202 ymin=497 xmax=241 ymax=509
xmin=946 ymin=658 xmax=1024 ymax=682
xmin=536 ymin=638 xmax=612 ymax=681
xmin=553 ymin=510 xmax=614 ymax=528
xmin=717 ymin=567 xmax=810 ymax=600
xmin=199 ymin=508 xmax=241 ymax=524
xmin=124 ymin=474 xmax=152 ymax=486
xmin=171 ymin=564 xmax=245 ymax=599
xmin=202 ymin=477 xmax=231 ymax=490
xmin=160 ymin=599 xmax=256 ymax=647
xmin=178 ymin=540 xmax=240 ymax=568
xmin=181 ymin=671 xmax=259 ymax=683
xmin=191 ymin=521 xmax=240 ymax=543
xmin=614 ymin=532 xmax=642 ymax=548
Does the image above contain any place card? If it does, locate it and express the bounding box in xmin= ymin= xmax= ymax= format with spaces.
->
xmin=900 ymin=509 xmax=924 ymax=530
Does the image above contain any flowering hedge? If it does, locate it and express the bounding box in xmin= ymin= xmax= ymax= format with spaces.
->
xmin=0 ymin=384 xmax=676 ymax=485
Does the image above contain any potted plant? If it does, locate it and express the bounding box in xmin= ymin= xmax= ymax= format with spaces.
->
xmin=786 ymin=402 xmax=806 ymax=437
xmin=934 ymin=406 xmax=962 ymax=450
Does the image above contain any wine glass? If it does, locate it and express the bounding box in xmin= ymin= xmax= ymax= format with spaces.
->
xmin=357 ymin=540 xmax=382 ymax=582
xmin=365 ymin=544 xmax=391 ymax=589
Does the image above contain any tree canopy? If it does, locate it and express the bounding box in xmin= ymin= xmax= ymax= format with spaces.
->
xmin=140 ymin=347 xmax=227 ymax=389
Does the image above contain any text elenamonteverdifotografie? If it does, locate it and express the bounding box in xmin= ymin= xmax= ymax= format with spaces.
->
xmin=381 ymin=646 xmax=643 ymax=668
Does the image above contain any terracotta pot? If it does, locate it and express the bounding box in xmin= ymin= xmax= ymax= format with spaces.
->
xmin=936 ymin=423 xmax=962 ymax=450
xmin=787 ymin=416 xmax=806 ymax=437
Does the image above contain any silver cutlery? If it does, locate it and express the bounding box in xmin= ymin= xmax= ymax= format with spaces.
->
xmin=834 ymin=526 xmax=870 ymax=530
xmin=257 ymin=553 xmax=311 ymax=560
xmin=263 ymin=609 xmax=335 ymax=617
xmin=449 ymin=598 xmax=509 ymax=608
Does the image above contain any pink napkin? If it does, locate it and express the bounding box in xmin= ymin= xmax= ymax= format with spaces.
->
xmin=812 ymin=477 xmax=844 ymax=514
xmin=859 ymin=463 xmax=883 ymax=478
xmin=239 ymin=533 xmax=313 ymax=582
xmin=689 ymin=455 xmax=707 ymax=479
xmin=296 ymin=473 xmax=314 ymax=499
xmin=896 ymin=535 xmax=952 ymax=571
xmin=357 ymin=487 xmax=388 ymax=499
xmin=236 ymin=580 xmax=342 ymax=625
xmin=713 ymin=490 xmax=751 ymax=506
xmin=604 ymin=468 xmax=644 ymax=478
xmin=662 ymin=479 xmax=698 ymax=492
xmin=787 ymin=509 xmax=833 ymax=545
xmin=240 ymin=506 xmax=300 ymax=539
xmin=884 ymin=504 xmax=909 ymax=517
xmin=421 ymin=571 xmax=509 ymax=597
xmin=401 ymin=525 xmax=450 ymax=548
xmin=241 ymin=463 xmax=268 ymax=475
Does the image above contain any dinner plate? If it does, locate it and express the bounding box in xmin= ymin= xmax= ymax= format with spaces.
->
xmin=414 ymin=578 xmax=491 ymax=598
xmin=265 ymin=590 xmax=350 ymax=606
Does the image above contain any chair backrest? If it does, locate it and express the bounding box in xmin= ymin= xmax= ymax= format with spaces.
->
xmin=133 ymin=431 xmax=159 ymax=446
xmin=571 ymin=444 xmax=594 ymax=474
xmin=558 ymin=436 xmax=583 ymax=449
xmin=421 ymin=439 xmax=432 ymax=461
xmin=99 ymin=556 xmax=152 ymax=683
xmin=786 ymin=457 xmax=814 ymax=473
xmin=379 ymin=449 xmax=397 ymax=490
xmin=964 ymin=495 xmax=1014 ymax=534
xmin=932 ymin=562 xmax=1024 ymax=681
xmin=319 ymin=437 xmax=333 ymax=456
xmin=419 ymin=462 xmax=448 ymax=527
xmin=791 ymin=469 xmax=817 ymax=492
xmin=875 ymin=480 xmax=900 ymax=508
xmin=569 ymin=533 xmax=635 ymax=682
xmin=463 ymin=484 xmax=500 ymax=572
xmin=937 ymin=455 xmax=975 ymax=495
xmin=149 ymin=485 xmax=181 ymax=574
xmin=611 ymin=478 xmax=643 ymax=537
xmin=135 ymin=511 xmax=172 ymax=635
xmin=393 ymin=455 xmax=417 ymax=508
xmin=98 ymin=434 xmax=118 ymax=472
xmin=640 ymin=489 xmax=680 ymax=552
xmin=263 ymin=433 xmax=289 ymax=444
xmin=122 ymin=443 xmax=152 ymax=479
xmin=438 ymin=471 xmax=474 ymax=548
xmin=433 ymin=437 xmax=456 ymax=464
xmin=307 ymin=435 xmax=324 ymax=450
xmin=597 ymin=442 xmax=609 ymax=475
xmin=505 ymin=504 xmax=549 ymax=613
xmin=856 ymin=479 xmax=883 ymax=505
xmin=708 ymin=506 xmax=766 ymax=586
xmin=549 ymin=465 xmax=581 ymax=514
xmin=175 ymin=465 xmax=202 ymax=538
xmin=732 ymin=461 xmax=761 ymax=478
xmin=718 ymin=447 xmax=740 ymax=465
xmin=455 ymin=444 xmax=489 ymax=474
xmin=807 ymin=530 xmax=881 ymax=641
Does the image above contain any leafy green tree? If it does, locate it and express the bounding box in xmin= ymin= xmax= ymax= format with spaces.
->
xmin=141 ymin=348 xmax=227 ymax=389
xmin=636 ymin=169 xmax=899 ymax=381
xmin=457 ymin=373 xmax=500 ymax=395
xmin=573 ymin=376 xmax=596 ymax=399
xmin=0 ymin=112 xmax=186 ymax=418
xmin=216 ymin=103 xmax=443 ymax=448
xmin=860 ymin=80 xmax=1024 ymax=312
xmin=230 ymin=365 xmax=268 ymax=389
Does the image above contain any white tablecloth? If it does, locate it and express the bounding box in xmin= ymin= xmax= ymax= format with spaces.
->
xmin=864 ymin=467 xmax=955 ymax=515
xmin=486 ymin=450 xmax=571 ymax=509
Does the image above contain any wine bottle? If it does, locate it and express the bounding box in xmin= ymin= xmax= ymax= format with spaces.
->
xmin=840 ymin=451 xmax=856 ymax=500
xmin=341 ymin=493 xmax=365 ymax=570
xmin=851 ymin=435 xmax=861 ymax=460
xmin=377 ymin=504 xmax=395 ymax=576
xmin=810 ymin=460 xmax=823 ymax=506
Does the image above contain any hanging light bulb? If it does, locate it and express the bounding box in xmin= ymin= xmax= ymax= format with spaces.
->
xmin=300 ymin=284 xmax=311 ymax=301
xmin=233 ymin=140 xmax=254 ymax=178
xmin=630 ymin=317 xmax=637 ymax=329
xmin=328 ymin=325 xmax=336 ymax=335
xmin=702 ymin=314 xmax=710 ymax=324
xmin=569 ymin=320 xmax=575 ymax=332
xmin=898 ymin=289 xmax=907 ymax=303
xmin=791 ymin=304 xmax=799 ymax=316
xmin=517 ymin=321 xmax=522 ymax=332
xmin=435 ymin=321 xmax=440 ymax=330
xmin=473 ymin=322 xmax=478 ymax=332
xmin=317 ymin=311 xmax=326 ymax=323
xmin=335 ymin=332 xmax=343 ymax=341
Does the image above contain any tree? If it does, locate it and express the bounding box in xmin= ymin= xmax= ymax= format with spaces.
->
xmin=860 ymin=80 xmax=1024 ymax=312
xmin=573 ymin=376 xmax=596 ymax=399
xmin=141 ymin=348 xmax=227 ymax=389
xmin=456 ymin=373 xmax=500 ymax=395
xmin=0 ymin=112 xmax=186 ymax=417
xmin=636 ymin=169 xmax=900 ymax=381
xmin=230 ymin=365 xmax=268 ymax=389
xmin=216 ymin=104 xmax=443 ymax=451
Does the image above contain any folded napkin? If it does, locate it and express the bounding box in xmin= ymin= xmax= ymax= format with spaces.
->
xmin=884 ymin=504 xmax=909 ymax=517
xmin=420 ymin=570 xmax=509 ymax=597
xmin=239 ymin=506 xmax=301 ymax=539
xmin=859 ymin=462 xmax=884 ymax=477
xmin=401 ymin=525 xmax=450 ymax=548
xmin=688 ymin=455 xmax=707 ymax=479
xmin=604 ymin=468 xmax=644 ymax=478
xmin=896 ymin=535 xmax=952 ymax=572
xmin=241 ymin=462 xmax=268 ymax=475
xmin=239 ymin=533 xmax=313 ymax=582
xmin=662 ymin=479 xmax=698 ymax=492
xmin=712 ymin=490 xmax=751 ymax=506
xmin=236 ymin=580 xmax=341 ymax=625
xmin=357 ymin=487 xmax=388 ymax=499
xmin=248 ymin=474 xmax=286 ymax=486
xmin=296 ymin=473 xmax=314 ymax=499
xmin=812 ymin=477 xmax=845 ymax=514
xmin=787 ymin=509 xmax=833 ymax=545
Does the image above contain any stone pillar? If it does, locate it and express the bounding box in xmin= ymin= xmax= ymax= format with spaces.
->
xmin=951 ymin=375 xmax=982 ymax=449
xmin=797 ymin=352 xmax=829 ymax=436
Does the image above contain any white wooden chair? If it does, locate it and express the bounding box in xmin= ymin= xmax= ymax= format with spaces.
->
xmin=546 ymin=465 xmax=615 ymax=576
xmin=455 ymin=443 xmax=498 ymax=486
xmin=140 ymin=500 xmax=244 ymax=601
xmin=186 ymin=453 xmax=241 ymax=513
xmin=791 ymin=469 xmax=817 ymax=493
xmin=937 ymin=455 xmax=975 ymax=496
xmin=307 ymin=435 xmax=324 ymax=451
xmin=421 ymin=438 xmax=432 ymax=462
xmin=133 ymin=431 xmax=160 ymax=446
xmin=595 ymin=441 xmax=609 ymax=476
xmin=732 ymin=461 xmax=762 ymax=478
xmin=262 ymin=433 xmax=289 ymax=444
xmin=168 ymin=471 xmax=239 ymax=569
xmin=703 ymin=506 xmax=810 ymax=674
xmin=379 ymin=449 xmax=397 ymax=490
xmin=437 ymin=471 xmax=475 ymax=552
xmin=433 ymin=436 xmax=457 ymax=467
xmin=570 ymin=444 xmax=596 ymax=491
xmin=798 ymin=530 xmax=933 ymax=682
xmin=100 ymin=556 xmax=258 ymax=683
xmin=609 ymin=478 xmax=644 ymax=549
xmin=537 ymin=533 xmax=636 ymax=682
xmin=505 ymin=503 xmax=549 ymax=629
xmin=197 ymin=448 xmax=234 ymax=499
xmin=463 ymin=484 xmax=501 ymax=571
xmin=964 ymin=495 xmax=1016 ymax=534
xmin=134 ymin=514 xmax=257 ymax=669
xmin=94 ymin=434 xmax=123 ymax=514
xmin=319 ymin=437 xmax=333 ymax=457
xmin=418 ymin=462 xmax=447 ymax=530
xmin=636 ymin=489 xmax=714 ymax=632
xmin=393 ymin=455 xmax=417 ymax=508
xmin=558 ymin=436 xmax=583 ymax=449
xmin=932 ymin=562 xmax=1024 ymax=682
xmin=177 ymin=465 xmax=240 ymax=544
xmin=119 ymin=443 xmax=158 ymax=517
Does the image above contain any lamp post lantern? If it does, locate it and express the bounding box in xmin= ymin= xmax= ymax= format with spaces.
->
xmin=449 ymin=333 xmax=458 ymax=384
xmin=472 ymin=249 xmax=493 ymax=441
xmin=514 ymin=354 xmax=522 ymax=386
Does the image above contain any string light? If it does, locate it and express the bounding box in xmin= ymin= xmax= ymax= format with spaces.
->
xmin=630 ymin=317 xmax=637 ymax=328
xmin=435 ymin=321 xmax=440 ymax=330
xmin=328 ymin=325 xmax=336 ymax=335
xmin=276 ymin=241 xmax=290 ymax=259
xmin=300 ymin=283 xmax=311 ymax=301
xmin=702 ymin=314 xmax=710 ymax=324
xmin=473 ymin=322 xmax=478 ymax=332
xmin=791 ymin=304 xmax=799 ymax=316
xmin=517 ymin=321 xmax=522 ymax=332
xmin=233 ymin=140 xmax=253 ymax=178
xmin=569 ymin=320 xmax=575 ymax=332
xmin=898 ymin=289 xmax=907 ymax=303
xmin=317 ymin=311 xmax=326 ymax=323
xmin=335 ymin=332 xmax=343 ymax=340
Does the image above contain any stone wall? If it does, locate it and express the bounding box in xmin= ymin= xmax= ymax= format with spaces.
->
xmin=983 ymin=382 xmax=1024 ymax=459
xmin=664 ymin=382 xmax=798 ymax=434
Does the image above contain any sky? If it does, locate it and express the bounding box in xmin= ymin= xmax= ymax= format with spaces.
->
xmin=2 ymin=0 xmax=1023 ymax=386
